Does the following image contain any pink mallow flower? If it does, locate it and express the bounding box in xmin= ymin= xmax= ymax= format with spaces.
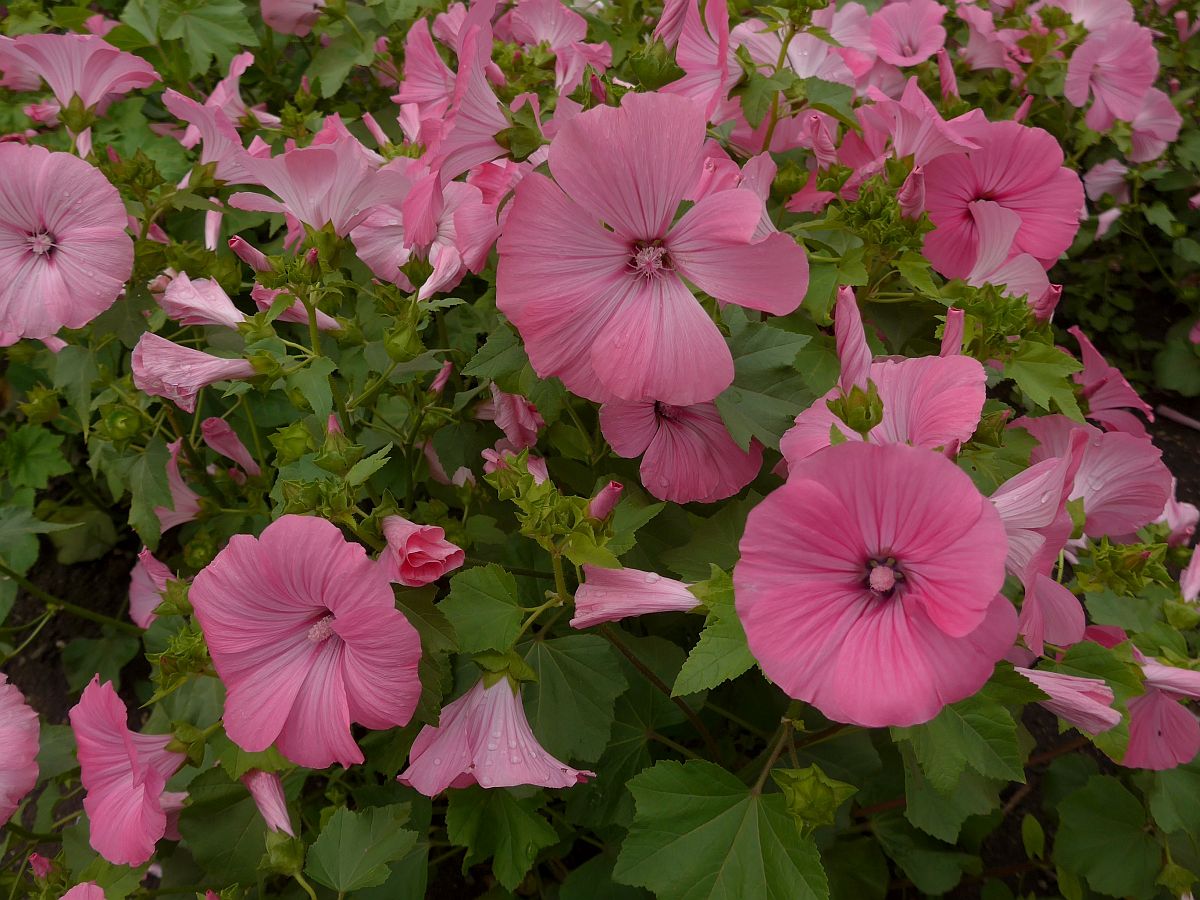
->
xmin=600 ymin=399 xmax=763 ymax=504
xmin=1069 ymin=326 xmax=1154 ymax=436
xmin=378 ymin=515 xmax=465 ymax=587
xmin=1130 ymin=89 xmax=1182 ymax=163
xmin=398 ymin=677 xmax=594 ymax=796
xmin=1182 ymin=551 xmax=1200 ymax=602
xmin=587 ymin=481 xmax=623 ymax=520
xmin=3 ymin=33 xmax=158 ymax=113
xmin=496 ymin=91 xmax=809 ymax=406
xmin=69 ymin=677 xmax=185 ymax=866
xmin=28 ymin=853 xmax=52 ymax=879
xmin=59 ymin=886 xmax=105 ymax=900
xmin=922 ymin=120 xmax=1083 ymax=280
xmin=1064 ymin=22 xmax=1157 ymax=131
xmin=0 ymin=144 xmax=134 ymax=341
xmin=572 ymin=565 xmax=699 ymax=628
xmin=201 ymin=418 xmax=261 ymax=478
xmin=132 ymin=333 xmax=256 ymax=414
xmin=261 ymin=0 xmax=326 ymax=36
xmin=157 ymin=272 xmax=246 ymax=330
xmin=189 ymin=515 xmax=423 ymax=768
xmin=155 ymin=439 xmax=202 ymax=534
xmin=0 ymin=673 xmax=39 ymax=825
xmin=1015 ymin=667 xmax=1121 ymax=734
xmin=869 ymin=0 xmax=947 ymax=67
xmin=241 ymin=770 xmax=293 ymax=836
xmin=964 ymin=200 xmax=1054 ymax=312
xmin=129 ymin=548 xmax=173 ymax=630
xmin=476 ymin=383 xmax=544 ymax=451
xmin=735 ymin=441 xmax=1016 ymax=727
xmin=250 ymin=285 xmax=340 ymax=332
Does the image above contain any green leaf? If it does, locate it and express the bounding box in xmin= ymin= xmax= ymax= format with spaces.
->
xmin=1006 ymin=341 xmax=1084 ymax=419
xmin=613 ymin=759 xmax=829 ymax=900
xmin=893 ymin=693 xmax=1024 ymax=793
xmin=1084 ymin=588 xmax=1162 ymax=633
xmin=178 ymin=767 xmax=270 ymax=884
xmin=346 ymin=442 xmax=393 ymax=486
xmin=305 ymin=804 xmax=418 ymax=893
xmin=1148 ymin=759 xmax=1200 ymax=834
xmin=210 ymin=733 xmax=289 ymax=780
xmin=37 ymin=724 xmax=79 ymax=780
xmin=607 ymin=499 xmax=665 ymax=558
xmin=62 ymin=633 xmax=140 ymax=692
xmin=900 ymin=744 xmax=1000 ymax=843
xmin=522 ymin=634 xmax=627 ymax=763
xmin=714 ymin=315 xmax=811 ymax=450
xmin=125 ymin=435 xmax=174 ymax=549
xmin=673 ymin=569 xmax=755 ymax=695
xmin=445 ymin=788 xmax=558 ymax=891
xmin=47 ymin=507 xmax=118 ymax=565
xmin=661 ymin=495 xmax=757 ymax=581
xmin=306 ymin=29 xmax=377 ymax=97
xmin=439 ymin=564 xmax=523 ymax=654
xmin=63 ymin=819 xmax=147 ymax=898
xmin=872 ymin=812 xmax=977 ymax=895
xmin=51 ymin=345 xmax=99 ymax=430
xmin=739 ymin=71 xmax=790 ymax=128
xmin=288 ymin=357 xmax=337 ymax=423
xmin=1055 ymin=776 xmax=1160 ymax=899
xmin=822 ymin=838 xmax=890 ymax=900
xmin=0 ymin=425 xmax=72 ymax=489
xmin=0 ymin=506 xmax=75 ymax=573
xmin=158 ymin=0 xmax=259 ymax=76
xmin=1021 ymin=814 xmax=1045 ymax=860
xmin=463 ymin=325 xmax=528 ymax=381
xmin=396 ymin=585 xmax=458 ymax=655
xmin=802 ymin=261 xmax=839 ymax=324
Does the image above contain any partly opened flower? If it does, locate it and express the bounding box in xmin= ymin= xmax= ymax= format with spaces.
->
xmin=190 ymin=515 xmax=423 ymax=768
xmin=572 ymin=565 xmax=699 ymax=628
xmin=398 ymin=677 xmax=594 ymax=795
xmin=378 ymin=514 xmax=465 ymax=587
xmin=476 ymin=383 xmax=544 ymax=451
xmin=0 ymin=673 xmax=39 ymax=825
xmin=497 ymin=91 xmax=809 ymax=406
xmin=157 ymin=272 xmax=246 ymax=330
xmin=600 ymin=398 xmax=763 ymax=503
xmin=154 ymin=439 xmax=202 ymax=534
xmin=242 ymin=770 xmax=293 ymax=836
xmin=69 ymin=677 xmax=185 ymax=866
xmin=261 ymin=0 xmax=326 ymax=36
xmin=1068 ymin=325 xmax=1154 ymax=436
xmin=1015 ymin=667 xmax=1121 ymax=734
xmin=0 ymin=144 xmax=134 ymax=341
xmin=132 ymin=333 xmax=256 ymax=413
xmin=201 ymin=418 xmax=261 ymax=478
xmin=129 ymin=548 xmax=172 ymax=629
xmin=735 ymin=441 xmax=1015 ymax=727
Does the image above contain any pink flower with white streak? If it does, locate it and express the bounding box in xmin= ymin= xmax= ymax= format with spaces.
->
xmin=132 ymin=333 xmax=256 ymax=414
xmin=572 ymin=565 xmax=699 ymax=628
xmin=0 ymin=673 xmax=39 ymax=826
xmin=870 ymin=0 xmax=947 ymax=67
xmin=1015 ymin=667 xmax=1121 ymax=734
xmin=242 ymin=770 xmax=293 ymax=836
xmin=157 ymin=273 xmax=246 ymax=330
xmin=1064 ymin=22 xmax=1158 ymax=131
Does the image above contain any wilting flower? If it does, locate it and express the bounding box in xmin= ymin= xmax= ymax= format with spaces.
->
xmin=735 ymin=442 xmax=1015 ymax=727
xmin=154 ymin=439 xmax=202 ymax=534
xmin=922 ymin=120 xmax=1084 ymax=279
xmin=398 ymin=677 xmax=594 ymax=795
xmin=132 ymin=333 xmax=256 ymax=414
xmin=190 ymin=515 xmax=423 ymax=768
xmin=869 ymin=0 xmax=947 ymax=66
xmin=572 ymin=565 xmax=699 ymax=628
xmin=378 ymin=515 xmax=465 ymax=587
xmin=261 ymin=0 xmax=326 ymax=35
xmin=70 ymin=677 xmax=185 ymax=866
xmin=242 ymin=770 xmax=293 ymax=836
xmin=129 ymin=548 xmax=173 ymax=630
xmin=157 ymin=272 xmax=246 ymax=330
xmin=600 ymin=398 xmax=763 ymax=504
xmin=497 ymin=91 xmax=808 ymax=406
xmin=1068 ymin=326 xmax=1154 ymax=436
xmin=1064 ymin=23 xmax=1157 ymax=130
xmin=1015 ymin=667 xmax=1121 ymax=734
xmin=2 ymin=33 xmax=158 ymax=113
xmin=0 ymin=674 xmax=39 ymax=825
xmin=0 ymin=144 xmax=134 ymax=341
xmin=201 ymin=418 xmax=261 ymax=478
xmin=476 ymin=384 xmax=544 ymax=451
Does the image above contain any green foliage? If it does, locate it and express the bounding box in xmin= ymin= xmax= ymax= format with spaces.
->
xmin=445 ymin=788 xmax=559 ymax=891
xmin=672 ymin=568 xmax=756 ymax=696
xmin=305 ymin=804 xmax=418 ymax=892
xmin=1055 ymin=776 xmax=1161 ymax=899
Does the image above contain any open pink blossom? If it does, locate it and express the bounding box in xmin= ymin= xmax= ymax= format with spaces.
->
xmin=1034 ymin=0 xmax=1134 ymax=31
xmin=509 ymin=0 xmax=611 ymax=95
xmin=158 ymin=272 xmax=245 ymax=330
xmin=4 ymin=33 xmax=158 ymax=112
xmin=481 ymin=447 xmax=548 ymax=484
xmin=398 ymin=677 xmax=594 ymax=795
xmin=663 ymin=0 xmax=739 ymax=118
xmin=870 ymin=0 xmax=947 ymax=66
xmin=922 ymin=120 xmax=1084 ymax=279
xmin=429 ymin=26 xmax=508 ymax=183
xmin=0 ymin=144 xmax=133 ymax=341
xmin=1069 ymin=326 xmax=1153 ymax=436
xmin=132 ymin=333 xmax=256 ymax=414
xmin=572 ymin=565 xmax=699 ymax=629
xmin=181 ymin=52 xmax=279 ymax=146
xmin=957 ymin=5 xmax=1027 ymax=75
xmin=732 ymin=19 xmax=854 ymax=87
xmin=155 ymin=440 xmax=202 ymax=534
xmin=242 ymin=770 xmax=293 ymax=836
xmin=476 ymin=383 xmax=544 ymax=450
xmin=600 ymin=399 xmax=763 ymax=503
xmin=0 ymin=673 xmax=39 ymax=825
xmin=1064 ymin=23 xmax=1157 ymax=131
xmin=261 ymin=0 xmax=325 ymax=35
xmin=70 ymin=677 xmax=184 ymax=866
xmin=736 ymin=442 xmax=1015 ymax=727
xmin=0 ymin=36 xmax=44 ymax=91
xmin=395 ymin=19 xmax=455 ymax=119
xmin=201 ymin=418 xmax=261 ymax=478
xmin=378 ymin=515 xmax=465 ymax=587
xmin=1130 ymin=88 xmax=1182 ymax=163
xmin=190 ymin=515 xmax=423 ymax=768
xmin=162 ymin=91 xmax=258 ymax=185
xmin=1015 ymin=667 xmax=1121 ymax=733
xmin=497 ymin=92 xmax=808 ymax=406
xmin=964 ymin=200 xmax=1053 ymax=308
xmin=129 ymin=548 xmax=172 ymax=630
xmin=59 ymin=886 xmax=105 ymax=900
xmin=1020 ymin=415 xmax=1172 ymax=538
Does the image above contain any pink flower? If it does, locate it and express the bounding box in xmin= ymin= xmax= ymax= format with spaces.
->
xmin=1084 ymin=159 xmax=1129 ymax=203
xmin=870 ymin=0 xmax=947 ymax=66
xmin=161 ymin=91 xmax=258 ymax=185
xmin=663 ymin=0 xmax=739 ymax=119
xmin=898 ymin=166 xmax=925 ymax=219
xmin=1020 ymin=416 xmax=1172 ymax=538
xmin=0 ymin=144 xmax=134 ymax=341
xmin=1125 ymin=690 xmax=1200 ymax=769
xmin=378 ymin=515 xmax=465 ymax=587
xmin=572 ymin=565 xmax=699 ymax=628
xmin=201 ymin=418 xmax=261 ymax=477
xmin=132 ymin=333 xmax=256 ymax=413
xmin=190 ymin=516 xmax=423 ymax=768
xmin=1160 ymin=481 xmax=1199 ymax=548
xmin=964 ymin=200 xmax=1053 ymax=307
xmin=60 ymin=886 xmax=105 ymax=900
xmin=69 ymin=677 xmax=185 ymax=866
xmin=936 ymin=48 xmax=958 ymax=97
xmin=1064 ymin=23 xmax=1157 ymax=131
xmin=0 ymin=673 xmax=39 ymax=825
xmin=481 ymin=447 xmax=548 ymax=484
xmin=155 ymin=440 xmax=202 ymax=534
xmin=157 ymin=273 xmax=245 ymax=330
xmin=1015 ymin=667 xmax=1121 ymax=733
xmin=1034 ymin=0 xmax=1134 ymax=31
xmin=4 ymin=33 xmax=158 ymax=112
xmin=736 ymin=441 xmax=1016 ymax=727
xmin=600 ymin=399 xmax=763 ymax=504
xmin=509 ymin=0 xmax=610 ymax=95
xmin=922 ymin=120 xmax=1084 ymax=280
xmin=587 ymin=481 xmax=623 ymax=520
xmin=250 ymin=285 xmax=340 ymax=331
xmin=835 ymin=285 xmax=871 ymax=393
xmin=1129 ymin=88 xmax=1182 ymax=163
xmin=241 ymin=770 xmax=293 ymax=836
xmin=398 ymin=678 xmax=594 ymax=795
xmin=430 ymin=360 xmax=454 ymax=395
xmin=229 ymin=236 xmax=271 ymax=271
xmin=1069 ymin=326 xmax=1153 ymax=436
xmin=733 ymin=19 xmax=855 ymax=87
xmin=1182 ymin=551 xmax=1200 ymax=602
xmin=497 ymin=92 xmax=809 ymax=406
xmin=183 ymin=52 xmax=279 ymax=145
xmin=428 ymin=26 xmax=508 ymax=183
xmin=261 ymin=0 xmax=325 ymax=36
xmin=476 ymin=383 xmax=544 ymax=450
xmin=0 ymin=36 xmax=44 ymax=91
xmin=395 ymin=19 xmax=455 ymax=119
xmin=28 ymin=853 xmax=52 ymax=879
xmin=1018 ymin=573 xmax=1085 ymax=656
xmin=129 ymin=548 xmax=172 ymax=630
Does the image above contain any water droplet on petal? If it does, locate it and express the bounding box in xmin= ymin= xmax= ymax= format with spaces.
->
xmin=432 ymin=757 xmax=443 ymax=766
xmin=644 ymin=572 xmax=660 ymax=584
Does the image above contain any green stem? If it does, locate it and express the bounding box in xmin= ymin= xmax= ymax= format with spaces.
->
xmin=550 ymin=551 xmax=570 ymax=605
xmin=293 ymin=873 xmax=320 ymax=900
xmin=0 ymin=562 xmax=141 ymax=635
xmin=649 ymin=731 xmax=701 ymax=760
xmin=348 ymin=360 xmax=399 ymax=411
xmin=5 ymin=822 xmax=59 ymax=843
xmin=0 ymin=610 xmax=56 ymax=666
xmin=752 ymin=724 xmax=791 ymax=795
xmin=760 ymin=24 xmax=797 ymax=153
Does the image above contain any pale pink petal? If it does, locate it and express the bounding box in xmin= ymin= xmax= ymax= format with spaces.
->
xmin=572 ymin=565 xmax=699 ymax=628
xmin=1124 ymin=689 xmax=1200 ymax=770
xmin=0 ymin=674 xmax=39 ymax=825
xmin=1018 ymin=573 xmax=1085 ymax=656
xmin=378 ymin=515 xmax=465 ymax=587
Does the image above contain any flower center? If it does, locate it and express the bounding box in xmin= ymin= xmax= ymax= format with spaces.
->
xmin=654 ymin=401 xmax=681 ymax=421
xmin=866 ymin=559 xmax=903 ymax=596
xmin=26 ymin=231 xmax=55 ymax=256
xmin=306 ymin=614 xmax=336 ymax=642
xmin=629 ymin=241 xmax=672 ymax=280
